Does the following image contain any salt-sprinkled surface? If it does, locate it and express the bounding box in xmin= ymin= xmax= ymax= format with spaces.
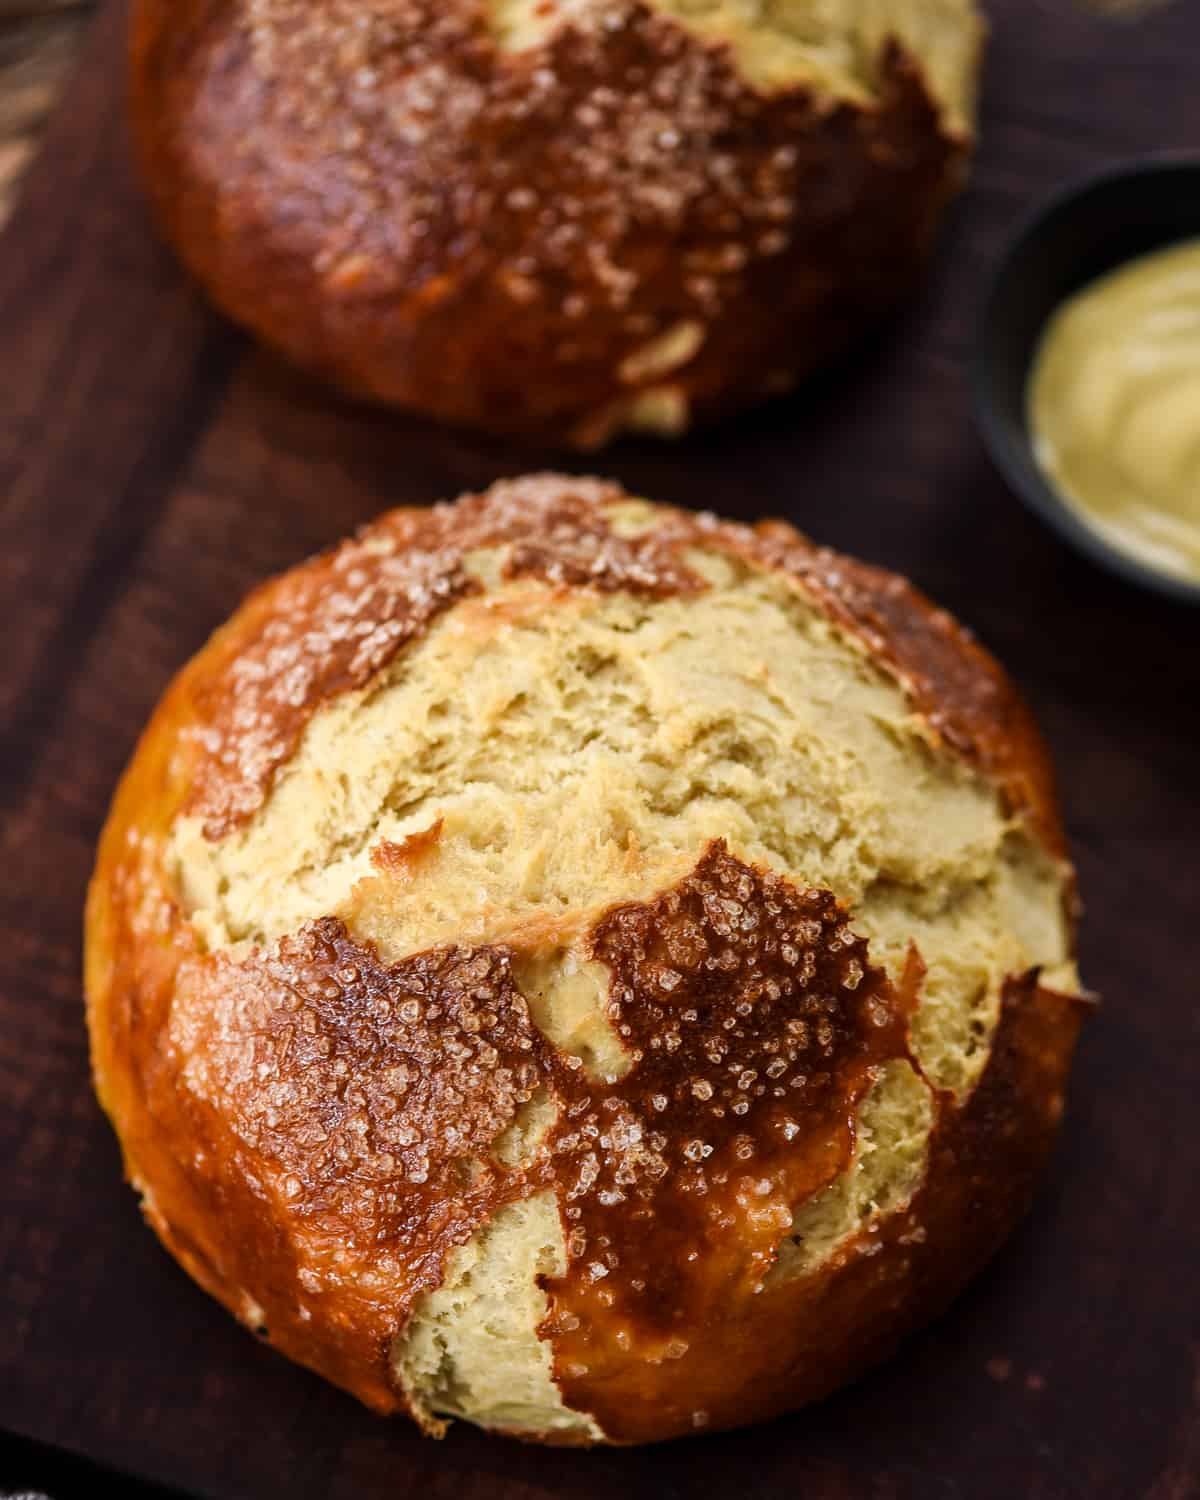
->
xmin=240 ymin=0 xmax=814 ymax=317
xmin=173 ymin=916 xmax=551 ymax=1279
xmin=542 ymin=841 xmax=914 ymax=1388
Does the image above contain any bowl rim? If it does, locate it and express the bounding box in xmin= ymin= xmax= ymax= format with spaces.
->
xmin=970 ymin=151 xmax=1200 ymax=607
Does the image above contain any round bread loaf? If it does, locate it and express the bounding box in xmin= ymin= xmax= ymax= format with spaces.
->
xmin=86 ymin=476 xmax=1087 ymax=1444
xmin=129 ymin=0 xmax=984 ymax=446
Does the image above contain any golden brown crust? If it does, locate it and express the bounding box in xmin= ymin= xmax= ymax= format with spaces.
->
xmin=129 ymin=0 xmax=972 ymax=444
xmin=175 ymin=924 xmax=558 ymax=1414
xmin=85 ymin=477 xmax=1082 ymax=1443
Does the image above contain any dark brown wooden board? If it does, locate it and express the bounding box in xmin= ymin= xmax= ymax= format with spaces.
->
xmin=3 ymin=2 xmax=1200 ymax=1496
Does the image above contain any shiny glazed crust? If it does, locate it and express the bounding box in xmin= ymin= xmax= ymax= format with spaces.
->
xmin=85 ymin=478 xmax=1087 ymax=1442
xmin=128 ymin=0 xmax=976 ymax=445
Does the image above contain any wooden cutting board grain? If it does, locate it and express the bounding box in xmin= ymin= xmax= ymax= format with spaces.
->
xmin=2 ymin=2 xmax=1199 ymax=1497
xmin=0 ymin=3 xmax=94 ymax=228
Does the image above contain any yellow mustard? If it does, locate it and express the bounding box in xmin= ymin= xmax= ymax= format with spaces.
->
xmin=1027 ymin=237 xmax=1200 ymax=584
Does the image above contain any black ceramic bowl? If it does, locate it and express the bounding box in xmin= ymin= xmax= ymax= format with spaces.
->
xmin=972 ymin=156 xmax=1200 ymax=605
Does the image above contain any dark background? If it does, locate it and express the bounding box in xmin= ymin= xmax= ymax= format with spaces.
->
xmin=2 ymin=1 xmax=1199 ymax=1496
